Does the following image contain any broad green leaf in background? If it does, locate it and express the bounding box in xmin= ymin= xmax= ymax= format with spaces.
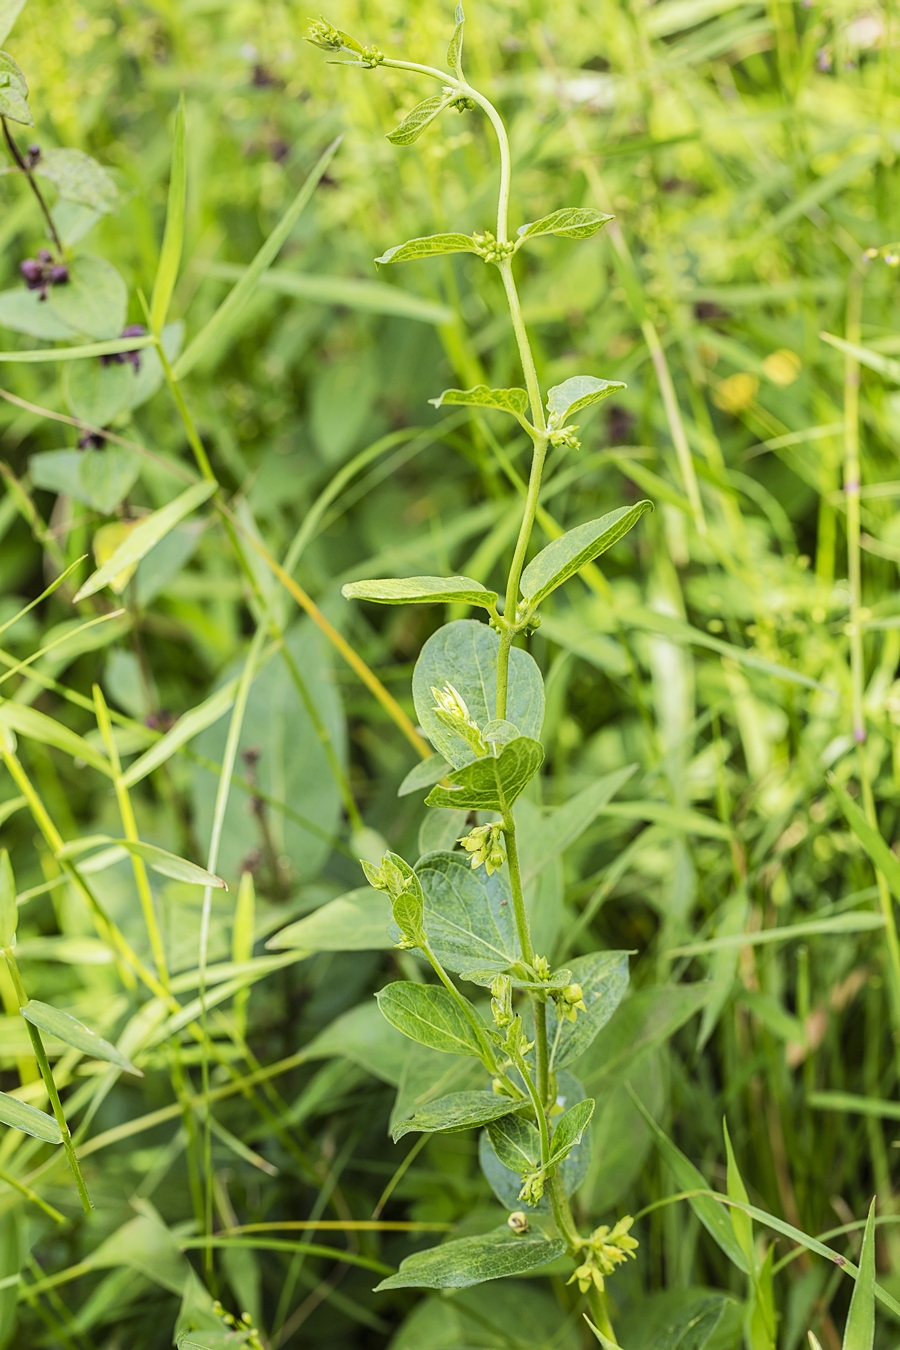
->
xmin=30 ymin=446 xmax=139 ymax=514
xmin=376 ymin=981 xmax=486 ymax=1058
xmin=0 ymin=850 xmax=15 ymax=949
xmin=47 ymin=254 xmax=128 ymax=340
xmin=21 ymin=1000 xmax=141 ymax=1075
xmin=545 ymin=950 xmax=631 ymax=1070
xmin=651 ymin=1294 xmax=733 ymax=1350
xmin=173 ymin=136 xmax=341 ymax=378
xmin=390 ymin=1039 xmax=484 ymax=1130
xmin=520 ymin=503 xmax=653 ymax=609
xmin=516 ymin=208 xmax=613 ymax=244
xmin=843 ymin=1200 xmax=876 ymax=1350
xmin=0 ymin=51 xmax=31 ymax=124
xmin=581 ymin=985 xmax=710 ymax=1091
xmin=121 ymin=677 xmax=240 ymax=788
xmin=548 ymin=1097 xmax=595 ymax=1165
xmin=0 ymin=287 xmax=79 ymax=340
xmin=412 ymin=619 xmax=544 ymax=767
xmin=519 ymin=765 xmax=637 ymax=887
xmin=487 ymin=1112 xmax=542 ymax=1174
xmin=425 ymin=737 xmax=544 ymax=811
xmin=392 ymin=1090 xmax=520 ymax=1141
xmin=117 ymin=841 xmax=227 ymax=890
xmin=375 ymin=1225 xmax=566 ymax=1291
xmin=304 ymin=1001 xmax=409 ymax=1087
xmin=390 ymin=1281 xmax=581 ymax=1350
xmin=203 ymin=264 xmax=453 ymax=325
xmin=0 ymin=0 xmax=26 ymax=43
xmin=192 ymin=622 xmax=344 ymax=885
xmin=268 ymin=888 xmax=393 ymax=952
xmin=342 ymin=575 xmax=498 ymax=609
xmin=61 ymin=347 xmax=134 ymax=422
xmin=0 ymin=1210 xmax=21 ymax=1350
xmin=74 ymin=479 xmax=217 ymax=601
xmin=429 ymin=385 xmax=531 ymax=423
xmin=375 ymin=232 xmax=481 ymax=266
xmin=150 ymin=93 xmax=186 ymax=334
xmin=418 ymin=853 xmax=518 ymax=982
xmin=0 ymin=1089 xmax=61 ymax=1143
xmin=0 ymin=699 xmax=113 ymax=776
xmin=387 ymin=92 xmax=455 ymax=145
xmin=34 ymin=149 xmax=118 ymax=214
xmin=546 ymin=375 xmax=628 ymax=425
xmin=631 ymin=1091 xmax=750 ymax=1274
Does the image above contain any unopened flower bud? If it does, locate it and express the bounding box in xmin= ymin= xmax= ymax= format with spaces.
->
xmin=507 ymin=1210 xmax=529 ymax=1233
xmin=459 ymin=822 xmax=505 ymax=875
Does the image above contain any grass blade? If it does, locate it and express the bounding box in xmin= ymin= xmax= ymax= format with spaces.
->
xmin=149 ymin=93 xmax=186 ymax=334
xmin=843 ymin=1200 xmax=876 ymax=1350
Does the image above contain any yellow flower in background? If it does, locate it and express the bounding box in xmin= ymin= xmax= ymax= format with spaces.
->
xmin=713 ymin=372 xmax=759 ymax=413
xmin=763 ymin=349 xmax=802 ymax=386
xmin=91 ymin=520 xmax=140 ymax=594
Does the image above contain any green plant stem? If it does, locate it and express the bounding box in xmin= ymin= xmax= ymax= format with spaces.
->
xmin=4 ymin=952 xmax=92 ymax=1212
xmin=423 ymin=942 xmax=500 ymax=1073
xmin=501 ymin=814 xmax=533 ymax=963
xmin=533 ymin=998 xmax=550 ymax=1106
xmin=514 ymin=1049 xmax=550 ymax=1167
xmin=1 ymin=118 xmax=65 ymax=257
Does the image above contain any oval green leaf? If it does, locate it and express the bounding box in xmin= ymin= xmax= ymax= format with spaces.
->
xmin=375 ymin=233 xmax=480 ymax=266
xmin=0 ymin=50 xmax=31 ymax=124
xmin=486 ymin=1112 xmax=541 ymax=1174
xmin=35 ymin=149 xmax=118 ymax=214
xmin=374 ymin=1224 xmax=566 ymax=1291
xmin=548 ymin=1096 xmax=594 ymax=1165
xmin=342 ymin=576 xmax=498 ymax=609
xmin=417 ymin=850 xmax=519 ymax=980
xmin=268 ymin=888 xmax=393 ymax=952
xmin=546 ymin=375 xmax=627 ymax=424
xmin=520 ymin=502 xmax=653 ymax=609
xmin=428 ymin=385 xmax=530 ymax=420
xmin=0 ymin=1088 xmax=61 ymax=1143
xmin=387 ymin=93 xmax=454 ymax=146
xmin=546 ymin=950 xmax=631 ymax=1071
xmin=392 ymin=1091 xmax=521 ymax=1142
xmin=376 ymin=981 xmax=485 ymax=1058
xmin=21 ymin=1000 xmax=142 ymax=1076
xmin=516 ymin=207 xmax=613 ymax=244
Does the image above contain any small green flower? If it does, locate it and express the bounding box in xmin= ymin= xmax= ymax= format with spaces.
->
xmin=459 ymin=821 xmax=505 ymax=875
xmin=432 ymin=682 xmax=488 ymax=756
xmin=557 ymin=981 xmax=586 ymax=1023
xmin=567 ymin=1215 xmax=639 ymax=1292
xmin=518 ymin=1169 xmax=545 ymax=1206
xmin=472 ymin=230 xmax=515 ymax=264
xmin=490 ymin=971 xmax=513 ymax=1028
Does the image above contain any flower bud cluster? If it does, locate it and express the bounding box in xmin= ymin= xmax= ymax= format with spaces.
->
xmin=20 ymin=250 xmax=68 ymax=300
xmin=306 ymin=18 xmax=383 ymax=64
xmin=473 ymin=230 xmax=515 ymax=264
xmin=362 ymin=852 xmax=425 ymax=949
xmin=431 ymin=682 xmax=488 ymax=757
xmin=211 ymin=1301 xmax=264 ymax=1350
xmin=547 ymin=410 xmax=581 ymax=451
xmin=556 ymin=981 xmax=586 ymax=1024
xmin=518 ymin=1169 xmax=545 ymax=1206
xmin=101 ymin=324 xmax=146 ymax=372
xmin=490 ymin=972 xmax=513 ymax=1028
xmin=451 ymin=95 xmax=476 ymax=112
xmin=567 ymin=1216 xmax=638 ymax=1294
xmin=459 ymin=821 xmax=505 ymax=875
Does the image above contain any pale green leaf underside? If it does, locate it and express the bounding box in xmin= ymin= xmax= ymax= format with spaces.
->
xmin=0 ymin=1088 xmax=61 ymax=1143
xmin=392 ymin=1091 xmax=521 ymax=1141
xmin=0 ymin=50 xmax=32 ymax=125
xmin=22 ymin=1000 xmax=141 ymax=1075
xmin=425 ymin=736 xmax=544 ymax=812
xmin=547 ymin=375 xmax=627 ymax=423
xmin=398 ymin=754 xmax=450 ymax=797
xmin=516 ymin=207 xmax=613 ymax=243
xmin=375 ymin=233 xmax=479 ymax=266
xmin=268 ymin=888 xmax=393 ymax=952
xmin=387 ymin=93 xmax=454 ymax=145
xmin=35 ymin=148 xmax=119 ymax=214
xmin=74 ymin=480 xmax=217 ymax=601
xmin=375 ymin=1225 xmax=566 ymax=1290
xmin=376 ymin=981 xmax=485 ymax=1058
xmin=545 ymin=950 xmax=630 ymax=1071
xmin=342 ymin=575 xmax=498 ymax=608
xmin=429 ymin=385 xmax=530 ymax=418
xmin=0 ymin=1 xmax=27 ymax=45
xmin=520 ymin=502 xmax=653 ymax=608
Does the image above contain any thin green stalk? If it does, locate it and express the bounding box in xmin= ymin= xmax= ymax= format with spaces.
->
xmin=513 ymin=1048 xmax=550 ymax=1167
xmin=501 ymin=815 xmax=534 ymax=964
xmin=3 ymin=952 xmax=92 ymax=1212
xmin=422 ymin=942 xmax=501 ymax=1074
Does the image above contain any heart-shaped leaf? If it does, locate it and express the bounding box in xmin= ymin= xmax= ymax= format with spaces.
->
xmin=342 ymin=575 xmax=498 ymax=609
xmin=21 ymin=1000 xmax=142 ymax=1075
xmin=375 ymin=233 xmax=480 ymax=266
xmin=547 ymin=375 xmax=626 ymax=425
xmin=0 ymin=51 xmax=31 ymax=124
xmin=376 ymin=981 xmax=486 ymax=1058
xmin=425 ymin=737 xmax=544 ymax=812
xmin=392 ymin=1090 xmax=521 ymax=1141
xmin=429 ymin=385 xmax=530 ymax=422
xmin=374 ymin=1224 xmax=565 ymax=1290
xmin=416 ymin=850 xmax=519 ymax=980
xmin=516 ymin=207 xmax=613 ymax=244
xmin=413 ymin=619 xmax=544 ymax=769
xmin=519 ymin=502 xmax=652 ymax=610
xmin=387 ymin=93 xmax=455 ymax=146
xmin=0 ymin=1088 xmax=61 ymax=1143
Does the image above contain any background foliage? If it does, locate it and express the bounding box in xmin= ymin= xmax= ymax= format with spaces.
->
xmin=1 ymin=0 xmax=899 ymax=1345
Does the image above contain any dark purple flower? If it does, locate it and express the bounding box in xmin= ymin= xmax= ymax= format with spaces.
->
xmin=100 ymin=323 xmax=146 ymax=371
